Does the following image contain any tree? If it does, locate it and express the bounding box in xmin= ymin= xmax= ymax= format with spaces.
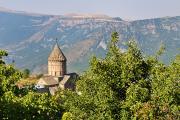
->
xmin=0 ymin=50 xmax=22 ymax=95
xmin=0 ymin=50 xmax=8 ymax=64
xmin=0 ymin=50 xmax=64 ymax=119
xmin=0 ymin=91 xmax=64 ymax=119
xmin=22 ymin=69 xmax=30 ymax=78
xmin=60 ymin=32 xmax=180 ymax=120
xmin=0 ymin=31 xmax=179 ymax=119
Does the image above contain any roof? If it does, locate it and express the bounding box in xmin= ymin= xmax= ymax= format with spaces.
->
xmin=59 ymin=75 xmax=71 ymax=85
xmin=37 ymin=76 xmax=59 ymax=86
xmin=49 ymin=86 xmax=58 ymax=95
xmin=36 ymin=88 xmax=49 ymax=93
xmin=48 ymin=42 xmax=66 ymax=61
xmin=59 ymin=75 xmax=76 ymax=90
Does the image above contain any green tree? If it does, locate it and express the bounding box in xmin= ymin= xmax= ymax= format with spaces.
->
xmin=0 ymin=91 xmax=64 ymax=119
xmin=0 ymin=50 xmax=64 ymax=119
xmin=22 ymin=69 xmax=30 ymax=78
xmin=60 ymin=32 xmax=179 ymax=120
xmin=0 ymin=50 xmax=22 ymax=95
xmin=0 ymin=50 xmax=8 ymax=64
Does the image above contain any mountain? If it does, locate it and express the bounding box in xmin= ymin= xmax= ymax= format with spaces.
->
xmin=0 ymin=8 xmax=179 ymax=74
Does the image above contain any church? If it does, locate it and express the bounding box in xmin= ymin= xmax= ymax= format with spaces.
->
xmin=36 ymin=41 xmax=78 ymax=95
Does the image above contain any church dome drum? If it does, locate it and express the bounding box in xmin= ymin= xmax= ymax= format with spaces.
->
xmin=48 ymin=41 xmax=67 ymax=77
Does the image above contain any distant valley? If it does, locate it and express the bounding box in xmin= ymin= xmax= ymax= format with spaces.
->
xmin=0 ymin=8 xmax=180 ymax=74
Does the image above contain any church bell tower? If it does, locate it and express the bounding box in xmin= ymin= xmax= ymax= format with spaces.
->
xmin=48 ymin=40 xmax=67 ymax=77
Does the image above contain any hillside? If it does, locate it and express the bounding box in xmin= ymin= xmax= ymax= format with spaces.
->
xmin=0 ymin=9 xmax=179 ymax=73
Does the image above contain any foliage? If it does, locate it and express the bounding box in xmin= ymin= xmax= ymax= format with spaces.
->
xmin=0 ymin=91 xmax=63 ymax=119
xmin=0 ymin=50 xmax=64 ymax=119
xmin=36 ymin=74 xmax=44 ymax=79
xmin=22 ymin=69 xmax=30 ymax=78
xmin=0 ymin=50 xmax=8 ymax=64
xmin=0 ymin=31 xmax=179 ymax=119
xmin=16 ymin=77 xmax=38 ymax=87
xmin=60 ymin=32 xmax=180 ymax=120
xmin=0 ymin=50 xmax=22 ymax=95
xmin=62 ymin=112 xmax=73 ymax=120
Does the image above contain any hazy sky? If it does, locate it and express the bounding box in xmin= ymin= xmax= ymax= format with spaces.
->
xmin=0 ymin=0 xmax=180 ymax=20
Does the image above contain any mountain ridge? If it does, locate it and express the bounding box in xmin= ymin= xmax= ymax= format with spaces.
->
xmin=0 ymin=9 xmax=179 ymax=73
xmin=2 ymin=6 xmax=179 ymax=21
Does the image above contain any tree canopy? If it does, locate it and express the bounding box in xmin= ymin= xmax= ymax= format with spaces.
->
xmin=0 ymin=50 xmax=63 ymax=119
xmin=0 ymin=32 xmax=179 ymax=120
xmin=60 ymin=32 xmax=180 ymax=120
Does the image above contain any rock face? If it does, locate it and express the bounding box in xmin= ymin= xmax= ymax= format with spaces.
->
xmin=0 ymin=9 xmax=179 ymax=73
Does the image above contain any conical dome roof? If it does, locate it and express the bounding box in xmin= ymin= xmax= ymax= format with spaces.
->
xmin=48 ymin=42 xmax=66 ymax=61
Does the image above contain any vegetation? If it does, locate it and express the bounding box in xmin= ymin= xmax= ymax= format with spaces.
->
xmin=0 ymin=50 xmax=64 ymax=119
xmin=16 ymin=74 xmax=43 ymax=88
xmin=60 ymin=32 xmax=180 ymax=120
xmin=22 ymin=69 xmax=30 ymax=78
xmin=0 ymin=32 xmax=179 ymax=119
xmin=16 ymin=77 xmax=38 ymax=88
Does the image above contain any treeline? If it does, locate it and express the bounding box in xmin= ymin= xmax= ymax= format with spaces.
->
xmin=0 ymin=32 xmax=179 ymax=120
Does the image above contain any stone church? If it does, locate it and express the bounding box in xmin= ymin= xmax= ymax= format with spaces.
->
xmin=36 ymin=41 xmax=78 ymax=95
